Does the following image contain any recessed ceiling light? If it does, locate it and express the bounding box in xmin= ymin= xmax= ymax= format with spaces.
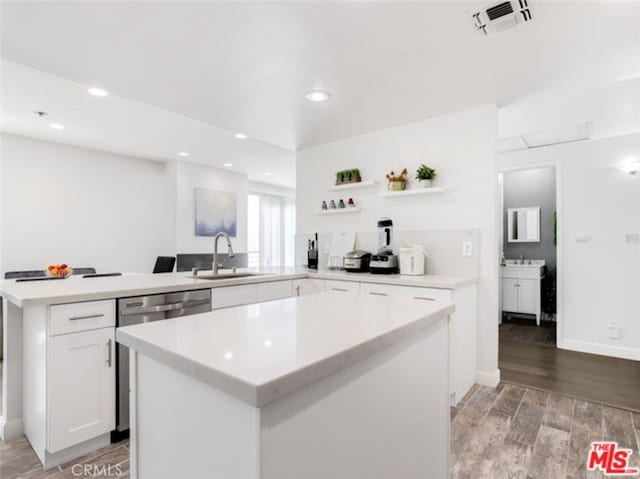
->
xmin=305 ymin=90 xmax=330 ymax=102
xmin=178 ymin=152 xmax=190 ymax=157
xmin=49 ymin=123 xmax=64 ymax=130
xmin=264 ymin=172 xmax=273 ymax=176
xmin=234 ymin=133 xmax=247 ymax=140
xmin=223 ymin=163 xmax=233 ymax=167
xmin=88 ymin=87 xmax=108 ymax=97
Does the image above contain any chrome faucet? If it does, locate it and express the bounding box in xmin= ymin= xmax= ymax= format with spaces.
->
xmin=212 ymin=232 xmax=235 ymax=274
xmin=519 ymin=254 xmax=525 ymax=265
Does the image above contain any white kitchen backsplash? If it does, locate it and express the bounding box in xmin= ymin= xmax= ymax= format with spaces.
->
xmin=295 ymin=228 xmax=480 ymax=277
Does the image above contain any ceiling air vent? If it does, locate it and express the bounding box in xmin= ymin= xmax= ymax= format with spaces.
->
xmin=472 ymin=0 xmax=533 ymax=36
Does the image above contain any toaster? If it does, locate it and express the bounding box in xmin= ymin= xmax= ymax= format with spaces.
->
xmin=343 ymin=250 xmax=372 ymax=272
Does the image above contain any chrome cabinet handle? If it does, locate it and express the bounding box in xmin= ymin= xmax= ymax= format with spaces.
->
xmin=295 ymin=285 xmax=301 ymax=296
xmin=106 ymin=339 xmax=112 ymax=368
xmin=69 ymin=313 xmax=105 ymax=321
xmin=413 ymin=296 xmax=435 ymax=301
xmin=331 ymin=288 xmax=348 ymax=292
xmin=369 ymin=292 xmax=388 ymax=297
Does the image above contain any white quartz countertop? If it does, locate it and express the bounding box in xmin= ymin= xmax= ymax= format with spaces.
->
xmin=0 ymin=268 xmax=476 ymax=307
xmin=116 ymin=291 xmax=454 ymax=407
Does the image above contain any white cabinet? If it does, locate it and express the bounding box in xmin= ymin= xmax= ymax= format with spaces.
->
xmin=257 ymin=281 xmax=293 ymax=302
xmin=501 ymin=265 xmax=544 ymax=325
xmin=293 ymin=278 xmax=325 ymax=296
xmin=48 ymin=328 xmax=115 ymax=453
xmin=213 ymin=281 xmax=294 ymax=309
xmin=22 ymin=299 xmax=117 ymax=469
xmin=325 ymin=279 xmax=360 ymax=296
xmin=213 ymin=284 xmax=258 ymax=309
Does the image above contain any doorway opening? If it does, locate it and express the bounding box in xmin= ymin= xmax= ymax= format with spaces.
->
xmin=499 ymin=166 xmax=558 ymax=346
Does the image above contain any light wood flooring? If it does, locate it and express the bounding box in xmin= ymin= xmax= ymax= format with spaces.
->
xmin=2 ymin=384 xmax=638 ymax=479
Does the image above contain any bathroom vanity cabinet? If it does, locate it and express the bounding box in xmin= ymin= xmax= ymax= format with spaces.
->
xmin=501 ymin=263 xmax=545 ymax=325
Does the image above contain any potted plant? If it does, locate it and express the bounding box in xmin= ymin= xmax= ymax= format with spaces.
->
xmin=415 ymin=164 xmax=437 ymax=187
xmin=386 ymin=168 xmax=408 ymax=191
xmin=335 ymin=168 xmax=362 ymax=185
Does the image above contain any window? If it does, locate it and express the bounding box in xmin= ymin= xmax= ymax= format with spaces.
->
xmin=248 ymin=193 xmax=295 ymax=268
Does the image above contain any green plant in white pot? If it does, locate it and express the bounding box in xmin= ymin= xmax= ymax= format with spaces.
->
xmin=415 ymin=164 xmax=436 ymax=187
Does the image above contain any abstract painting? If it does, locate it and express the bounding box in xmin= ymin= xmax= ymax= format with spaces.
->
xmin=194 ymin=188 xmax=237 ymax=237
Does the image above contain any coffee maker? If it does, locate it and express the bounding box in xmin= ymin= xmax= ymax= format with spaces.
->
xmin=370 ymin=218 xmax=399 ymax=274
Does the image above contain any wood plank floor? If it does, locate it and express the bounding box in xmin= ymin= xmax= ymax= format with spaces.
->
xmin=452 ymin=383 xmax=640 ymax=479
xmin=500 ymin=330 xmax=640 ymax=412
xmin=2 ymin=384 xmax=637 ymax=479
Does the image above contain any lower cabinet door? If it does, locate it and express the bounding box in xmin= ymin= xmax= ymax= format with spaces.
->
xmin=516 ymin=279 xmax=536 ymax=314
xmin=256 ymin=280 xmax=293 ymax=302
xmin=48 ymin=328 xmax=115 ymax=453
xmin=501 ymin=278 xmax=519 ymax=312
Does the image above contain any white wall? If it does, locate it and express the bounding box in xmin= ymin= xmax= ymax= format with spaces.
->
xmin=174 ymin=160 xmax=248 ymax=254
xmin=296 ymin=104 xmax=500 ymax=384
xmin=500 ymin=133 xmax=640 ymax=360
xmin=1 ymin=133 xmax=173 ymax=274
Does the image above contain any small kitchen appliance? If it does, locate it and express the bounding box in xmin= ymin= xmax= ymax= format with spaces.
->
xmin=370 ymin=218 xmax=399 ymax=274
xmin=343 ymin=250 xmax=372 ymax=272
xmin=399 ymin=244 xmax=426 ymax=276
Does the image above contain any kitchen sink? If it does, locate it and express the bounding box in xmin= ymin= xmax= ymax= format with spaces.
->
xmin=189 ymin=272 xmax=264 ymax=280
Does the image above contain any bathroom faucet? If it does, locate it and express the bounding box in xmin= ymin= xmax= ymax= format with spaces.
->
xmin=213 ymin=232 xmax=235 ymax=274
xmin=519 ymin=254 xmax=525 ymax=265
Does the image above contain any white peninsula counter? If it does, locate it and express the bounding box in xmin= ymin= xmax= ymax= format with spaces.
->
xmin=117 ymin=291 xmax=454 ymax=479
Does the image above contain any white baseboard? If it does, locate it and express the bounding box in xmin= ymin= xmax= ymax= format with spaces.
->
xmin=559 ymin=339 xmax=640 ymax=361
xmin=0 ymin=415 xmax=24 ymax=441
xmin=475 ymin=369 xmax=501 ymax=388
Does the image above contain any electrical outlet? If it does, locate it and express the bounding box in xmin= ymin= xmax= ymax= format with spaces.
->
xmin=625 ymin=233 xmax=640 ymax=244
xmin=462 ymin=241 xmax=473 ymax=257
xmin=608 ymin=322 xmax=620 ymax=339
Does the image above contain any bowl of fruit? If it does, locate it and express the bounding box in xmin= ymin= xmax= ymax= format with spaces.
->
xmin=46 ymin=264 xmax=73 ymax=278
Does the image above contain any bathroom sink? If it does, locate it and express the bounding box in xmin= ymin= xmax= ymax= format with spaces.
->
xmin=502 ymin=260 xmax=545 ymax=267
xmin=189 ymin=273 xmax=266 ymax=280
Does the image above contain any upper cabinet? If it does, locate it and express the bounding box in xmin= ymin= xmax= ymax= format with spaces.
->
xmin=507 ymin=206 xmax=541 ymax=243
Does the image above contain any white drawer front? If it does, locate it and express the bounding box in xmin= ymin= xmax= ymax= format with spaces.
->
xmin=501 ymin=266 xmax=543 ymax=279
xmin=212 ymin=284 xmax=258 ymax=310
xmin=257 ymin=280 xmax=293 ymax=303
xmin=360 ymin=283 xmax=452 ymax=302
xmin=49 ymin=300 xmax=116 ymax=336
xmin=325 ymin=279 xmax=360 ymax=296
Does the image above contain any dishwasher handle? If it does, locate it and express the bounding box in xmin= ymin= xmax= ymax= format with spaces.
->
xmin=121 ymin=302 xmax=186 ymax=316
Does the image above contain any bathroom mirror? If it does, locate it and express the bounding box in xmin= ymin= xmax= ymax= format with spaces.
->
xmin=507 ymin=207 xmax=541 ymax=243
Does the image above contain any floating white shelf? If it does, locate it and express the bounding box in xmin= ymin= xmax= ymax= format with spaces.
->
xmin=328 ymin=180 xmax=377 ymax=191
xmin=318 ymin=207 xmax=361 ymax=215
xmin=378 ymin=187 xmax=446 ymax=197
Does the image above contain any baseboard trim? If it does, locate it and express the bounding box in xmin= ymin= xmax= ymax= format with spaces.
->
xmin=0 ymin=415 xmax=24 ymax=441
xmin=475 ymin=369 xmax=501 ymax=388
xmin=560 ymin=339 xmax=640 ymax=361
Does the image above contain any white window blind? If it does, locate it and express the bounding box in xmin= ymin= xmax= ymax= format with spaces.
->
xmin=248 ymin=193 xmax=295 ymax=268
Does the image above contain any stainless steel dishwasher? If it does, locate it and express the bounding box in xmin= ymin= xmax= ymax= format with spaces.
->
xmin=115 ymin=289 xmax=211 ymax=438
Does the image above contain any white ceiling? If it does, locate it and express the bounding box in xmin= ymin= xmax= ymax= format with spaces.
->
xmin=2 ymin=1 xmax=640 ymax=165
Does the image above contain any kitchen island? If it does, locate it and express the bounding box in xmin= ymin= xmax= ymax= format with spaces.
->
xmin=117 ymin=291 xmax=454 ymax=479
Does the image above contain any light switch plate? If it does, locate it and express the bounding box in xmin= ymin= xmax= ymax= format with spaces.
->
xmin=625 ymin=233 xmax=640 ymax=244
xmin=462 ymin=241 xmax=473 ymax=257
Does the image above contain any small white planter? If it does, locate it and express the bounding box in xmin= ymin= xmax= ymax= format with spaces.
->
xmin=418 ymin=179 xmax=433 ymax=188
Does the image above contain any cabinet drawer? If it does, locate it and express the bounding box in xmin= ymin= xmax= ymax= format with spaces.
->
xmin=49 ymin=300 xmax=116 ymax=336
xmin=360 ymin=283 xmax=451 ymax=302
xmin=212 ymin=284 xmax=257 ymax=310
xmin=501 ymin=266 xmax=543 ymax=280
xmin=325 ymin=280 xmax=360 ymax=295
xmin=257 ymin=280 xmax=293 ymax=303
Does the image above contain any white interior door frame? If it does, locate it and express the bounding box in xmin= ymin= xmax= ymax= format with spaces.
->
xmin=497 ymin=162 xmax=563 ymax=347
